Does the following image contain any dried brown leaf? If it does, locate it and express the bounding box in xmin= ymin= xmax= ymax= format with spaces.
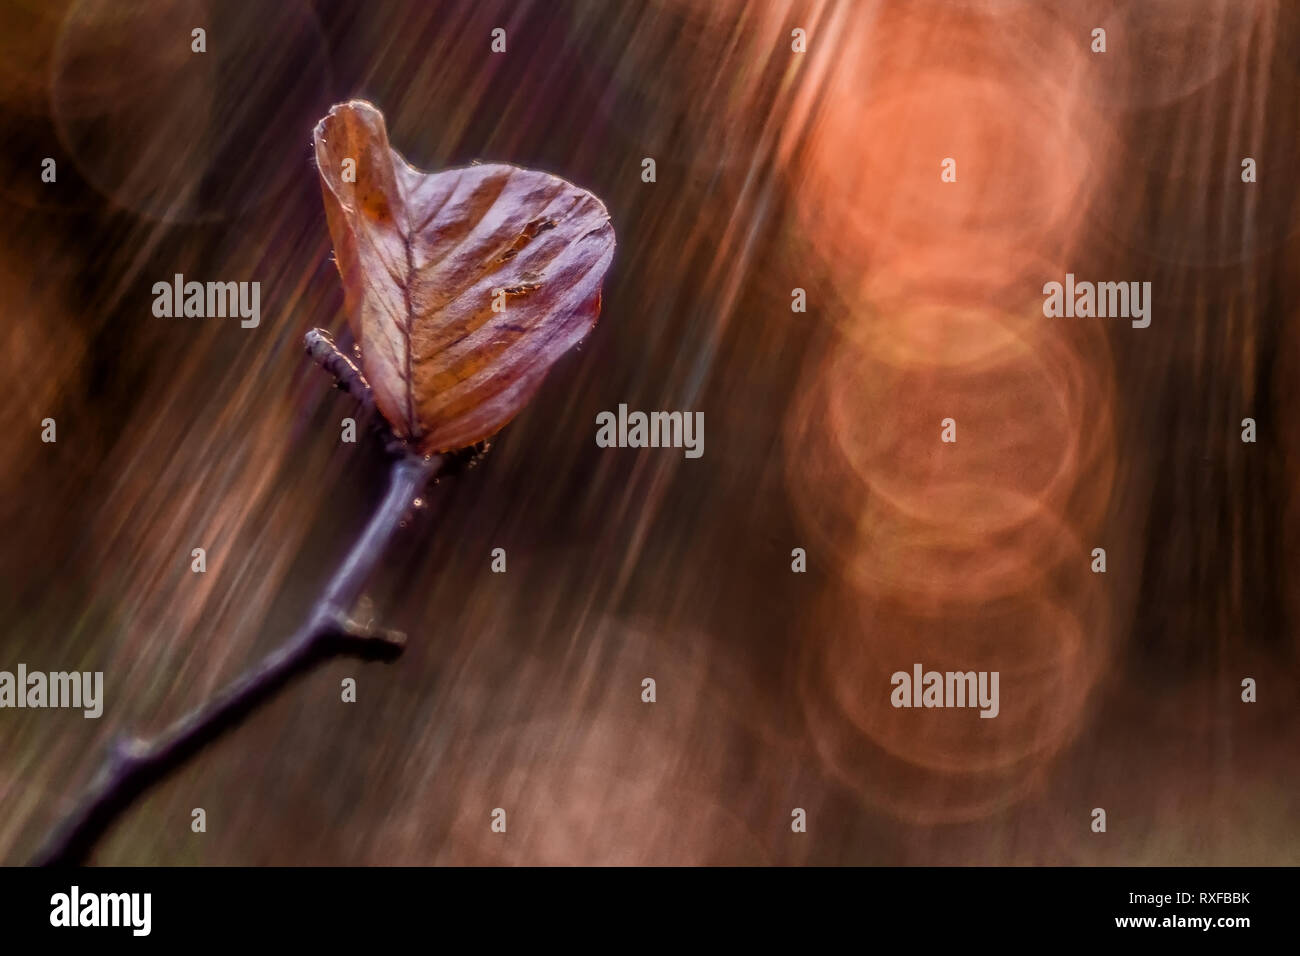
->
xmin=313 ymin=100 xmax=615 ymax=452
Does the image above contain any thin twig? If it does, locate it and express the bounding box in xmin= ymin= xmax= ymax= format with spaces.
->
xmin=305 ymin=327 xmax=374 ymax=415
xmin=30 ymin=336 xmax=445 ymax=866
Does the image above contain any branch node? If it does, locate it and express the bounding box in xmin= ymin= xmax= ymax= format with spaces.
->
xmin=305 ymin=327 xmax=375 ymax=413
xmin=321 ymin=613 xmax=407 ymax=661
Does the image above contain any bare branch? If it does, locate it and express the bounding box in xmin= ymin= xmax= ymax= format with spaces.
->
xmin=31 ymin=446 xmax=443 ymax=866
xmin=32 ymin=331 xmax=503 ymax=866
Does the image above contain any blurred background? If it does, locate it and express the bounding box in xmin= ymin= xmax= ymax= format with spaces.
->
xmin=1 ymin=0 xmax=1298 ymax=864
